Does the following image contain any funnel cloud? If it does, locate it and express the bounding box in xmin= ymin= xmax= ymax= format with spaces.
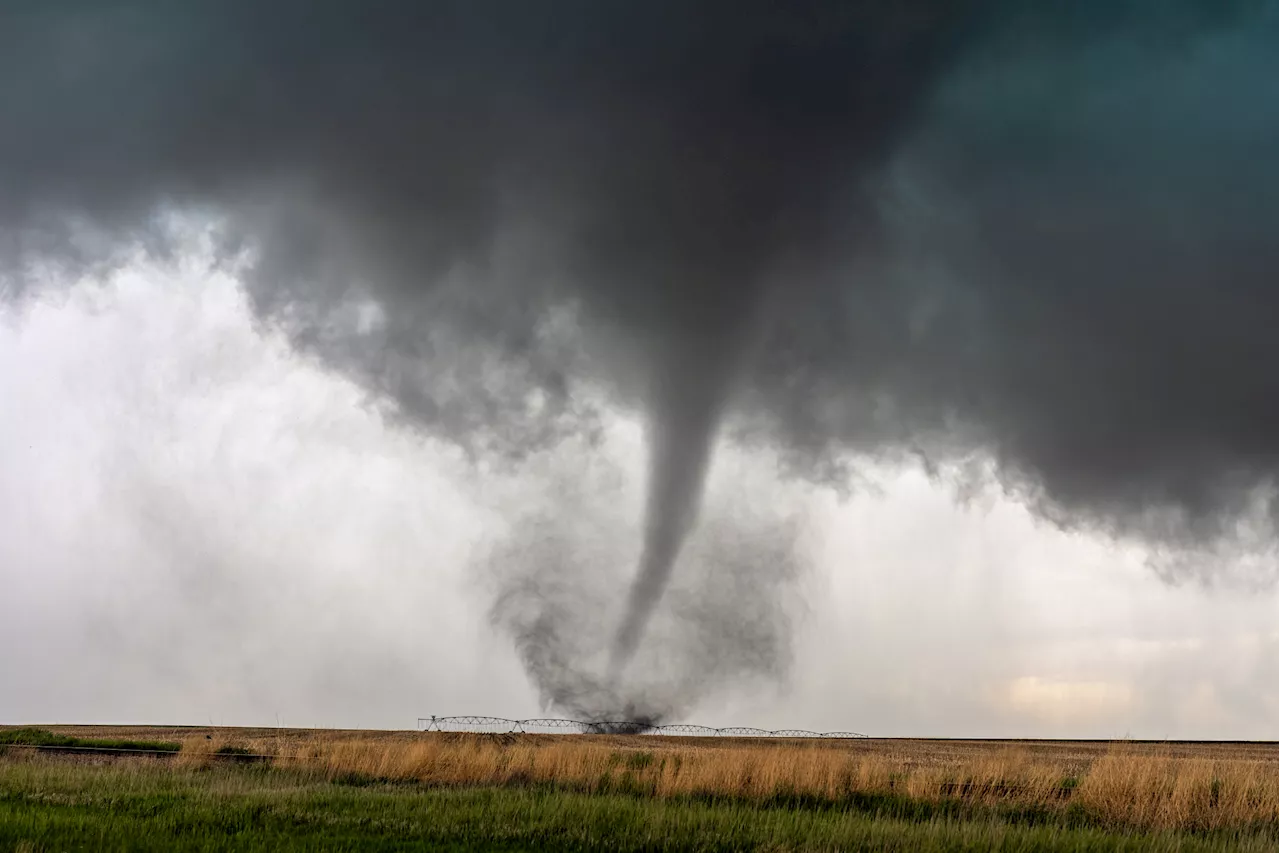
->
xmin=1 ymin=1 xmax=1275 ymax=716
xmin=481 ymin=443 xmax=810 ymax=722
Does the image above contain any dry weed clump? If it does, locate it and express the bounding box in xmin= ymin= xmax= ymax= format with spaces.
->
xmin=173 ymin=733 xmax=276 ymax=769
xmin=173 ymin=734 xmax=230 ymax=769
xmin=174 ymin=733 xmax=1278 ymax=831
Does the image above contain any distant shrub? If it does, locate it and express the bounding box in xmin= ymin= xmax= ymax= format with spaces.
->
xmin=0 ymin=727 xmax=179 ymax=752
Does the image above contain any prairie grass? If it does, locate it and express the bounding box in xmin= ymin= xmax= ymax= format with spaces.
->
xmin=4 ymin=725 xmax=1274 ymax=837
xmin=2 ymin=756 xmax=1276 ymax=853
xmin=1075 ymin=751 xmax=1278 ymax=831
xmin=161 ymin=733 xmax=1279 ymax=833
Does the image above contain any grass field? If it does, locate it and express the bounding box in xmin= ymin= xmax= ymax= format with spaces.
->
xmin=1 ymin=725 xmax=1276 ymax=851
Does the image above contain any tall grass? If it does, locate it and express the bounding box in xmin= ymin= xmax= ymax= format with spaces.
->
xmin=170 ymin=734 xmax=1278 ymax=832
xmin=1075 ymin=752 xmax=1278 ymax=831
xmin=6 ymin=758 xmax=1275 ymax=853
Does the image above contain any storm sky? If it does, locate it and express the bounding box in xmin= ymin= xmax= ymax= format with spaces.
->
xmin=0 ymin=0 xmax=1276 ymax=734
xmin=0 ymin=246 xmax=1274 ymax=738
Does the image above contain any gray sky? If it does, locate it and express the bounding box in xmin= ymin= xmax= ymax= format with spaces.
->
xmin=2 ymin=2 xmax=1274 ymax=738
xmin=2 ymin=236 xmax=1274 ymax=738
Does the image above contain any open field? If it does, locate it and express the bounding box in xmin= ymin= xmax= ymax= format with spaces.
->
xmin=23 ymin=724 xmax=1278 ymax=774
xmin=2 ymin=725 xmax=1276 ymax=851
xmin=3 ymin=758 xmax=1276 ymax=853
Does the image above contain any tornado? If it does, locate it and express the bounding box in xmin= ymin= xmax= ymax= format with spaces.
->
xmin=611 ymin=325 xmax=751 ymax=672
xmin=1 ymin=1 xmax=1274 ymax=717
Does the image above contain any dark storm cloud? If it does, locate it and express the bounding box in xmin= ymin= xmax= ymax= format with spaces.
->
xmin=1 ymin=1 xmax=1274 ymax=711
xmin=0 ymin=0 xmax=987 ymax=436
xmin=742 ymin=9 xmax=1277 ymax=554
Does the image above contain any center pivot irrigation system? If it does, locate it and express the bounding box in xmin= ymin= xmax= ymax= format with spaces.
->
xmin=418 ymin=716 xmax=868 ymax=739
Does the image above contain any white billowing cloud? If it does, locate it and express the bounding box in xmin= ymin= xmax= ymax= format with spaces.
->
xmin=1 ymin=242 xmax=526 ymax=727
xmin=0 ymin=233 xmax=1275 ymax=737
xmin=708 ymin=468 xmax=1277 ymax=739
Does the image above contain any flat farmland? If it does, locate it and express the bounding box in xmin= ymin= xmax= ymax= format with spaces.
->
xmin=2 ymin=725 xmax=1276 ymax=851
xmin=31 ymin=723 xmax=1278 ymax=761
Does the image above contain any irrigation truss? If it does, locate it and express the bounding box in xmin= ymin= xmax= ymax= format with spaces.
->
xmin=418 ymin=716 xmax=867 ymax=739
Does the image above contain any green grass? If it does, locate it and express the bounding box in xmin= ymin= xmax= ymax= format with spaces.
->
xmin=0 ymin=727 xmax=180 ymax=753
xmin=1 ymin=758 xmax=1274 ymax=852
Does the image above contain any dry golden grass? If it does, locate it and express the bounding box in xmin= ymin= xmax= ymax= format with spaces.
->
xmin=1075 ymin=751 xmax=1278 ymax=831
xmin=154 ymin=731 xmax=1280 ymax=832
xmin=172 ymin=734 xmax=232 ymax=769
xmin=17 ymin=725 xmax=1276 ymax=832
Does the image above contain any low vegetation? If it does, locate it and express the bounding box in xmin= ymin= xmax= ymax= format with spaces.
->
xmin=3 ymin=759 xmax=1276 ymax=853
xmin=166 ymin=731 xmax=1278 ymax=833
xmin=1 ymin=726 xmax=1275 ymax=851
xmin=0 ymin=727 xmax=179 ymax=753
